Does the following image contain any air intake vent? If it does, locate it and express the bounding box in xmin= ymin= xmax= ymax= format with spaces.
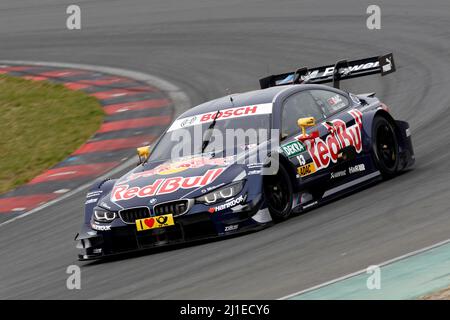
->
xmin=119 ymin=207 xmax=151 ymax=224
xmin=154 ymin=200 xmax=190 ymax=217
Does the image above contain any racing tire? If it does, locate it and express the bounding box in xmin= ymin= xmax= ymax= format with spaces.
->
xmin=264 ymin=165 xmax=294 ymax=222
xmin=372 ymin=115 xmax=399 ymax=178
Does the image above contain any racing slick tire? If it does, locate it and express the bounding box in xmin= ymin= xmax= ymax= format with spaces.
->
xmin=264 ymin=164 xmax=294 ymax=222
xmin=372 ymin=115 xmax=400 ymax=178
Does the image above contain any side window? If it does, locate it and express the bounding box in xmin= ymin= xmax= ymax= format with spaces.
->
xmin=310 ymin=90 xmax=349 ymax=116
xmin=281 ymin=91 xmax=324 ymax=138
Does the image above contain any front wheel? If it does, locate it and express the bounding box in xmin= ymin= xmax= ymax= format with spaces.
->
xmin=372 ymin=116 xmax=399 ymax=178
xmin=263 ymin=165 xmax=293 ymax=222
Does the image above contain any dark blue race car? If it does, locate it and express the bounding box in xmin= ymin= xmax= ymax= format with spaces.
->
xmin=75 ymin=53 xmax=414 ymax=260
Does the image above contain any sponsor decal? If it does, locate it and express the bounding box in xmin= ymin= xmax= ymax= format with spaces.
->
xmin=302 ymin=201 xmax=318 ymax=210
xmin=202 ymin=183 xmax=226 ymax=193
xmin=136 ymin=214 xmax=175 ymax=231
xmin=91 ymin=223 xmax=111 ymax=231
xmin=167 ymin=103 xmax=273 ymax=132
xmin=327 ymin=94 xmax=343 ymax=106
xmin=248 ymin=170 xmax=261 ymax=175
xmin=331 ymin=170 xmax=347 ymax=179
xmin=209 ymin=195 xmax=245 ymax=213
xmin=247 ymin=162 xmax=264 ymax=169
xmin=380 ymin=54 xmax=394 ymax=75
xmin=330 ymin=163 xmax=366 ymax=179
xmin=297 ymin=154 xmax=306 ymax=166
xmin=327 ymin=94 xmax=346 ymax=111
xmin=281 ymin=140 xmax=306 ymax=158
xmin=85 ymin=198 xmax=98 ymax=205
xmin=111 ymin=168 xmax=224 ymax=202
xmin=300 ymin=62 xmax=381 ymax=81
xmin=180 ymin=116 xmax=197 ymax=128
xmin=349 ymin=163 xmax=366 ymax=174
xmin=86 ymin=190 xmax=102 ymax=198
xmin=297 ymin=163 xmax=317 ymax=177
xmin=299 ymin=109 xmax=363 ymax=172
xmin=119 ymin=156 xmax=231 ymax=184
xmin=224 ymin=224 xmax=239 ymax=232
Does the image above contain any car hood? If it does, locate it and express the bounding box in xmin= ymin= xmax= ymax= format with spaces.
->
xmin=98 ymin=154 xmax=249 ymax=211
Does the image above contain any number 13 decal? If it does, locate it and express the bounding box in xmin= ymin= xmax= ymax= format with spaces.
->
xmin=297 ymin=155 xmax=306 ymax=166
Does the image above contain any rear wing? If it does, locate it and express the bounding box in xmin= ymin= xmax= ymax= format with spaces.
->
xmin=259 ymin=53 xmax=395 ymax=90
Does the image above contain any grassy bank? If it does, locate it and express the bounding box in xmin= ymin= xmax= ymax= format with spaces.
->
xmin=0 ymin=74 xmax=103 ymax=194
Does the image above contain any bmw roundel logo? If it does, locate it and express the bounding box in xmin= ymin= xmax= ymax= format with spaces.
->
xmin=180 ymin=116 xmax=196 ymax=127
xmin=149 ymin=198 xmax=157 ymax=205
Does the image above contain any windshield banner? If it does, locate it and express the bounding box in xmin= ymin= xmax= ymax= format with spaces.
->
xmin=167 ymin=103 xmax=273 ymax=132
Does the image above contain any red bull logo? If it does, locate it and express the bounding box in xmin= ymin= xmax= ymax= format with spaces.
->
xmin=302 ymin=110 xmax=363 ymax=171
xmin=111 ymin=168 xmax=224 ymax=202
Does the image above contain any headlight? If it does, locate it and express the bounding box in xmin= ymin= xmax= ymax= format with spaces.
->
xmin=93 ymin=207 xmax=116 ymax=222
xmin=196 ymin=181 xmax=244 ymax=204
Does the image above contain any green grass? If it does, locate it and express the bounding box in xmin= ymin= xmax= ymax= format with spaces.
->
xmin=0 ymin=74 xmax=104 ymax=194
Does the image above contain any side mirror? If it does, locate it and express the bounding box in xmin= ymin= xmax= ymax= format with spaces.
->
xmin=297 ymin=117 xmax=316 ymax=137
xmin=137 ymin=146 xmax=150 ymax=164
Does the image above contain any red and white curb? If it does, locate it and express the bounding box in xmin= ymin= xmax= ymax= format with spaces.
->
xmin=0 ymin=60 xmax=190 ymax=226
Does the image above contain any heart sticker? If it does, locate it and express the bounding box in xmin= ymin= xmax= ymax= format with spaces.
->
xmin=144 ymin=218 xmax=155 ymax=228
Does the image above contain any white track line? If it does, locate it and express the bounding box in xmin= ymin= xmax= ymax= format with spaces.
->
xmin=0 ymin=60 xmax=190 ymax=228
xmin=278 ymin=238 xmax=450 ymax=300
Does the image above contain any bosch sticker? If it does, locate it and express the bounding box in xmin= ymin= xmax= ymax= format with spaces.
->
xmin=168 ymin=104 xmax=272 ymax=131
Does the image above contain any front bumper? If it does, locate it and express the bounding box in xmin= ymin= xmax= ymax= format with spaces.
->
xmin=76 ymin=196 xmax=269 ymax=260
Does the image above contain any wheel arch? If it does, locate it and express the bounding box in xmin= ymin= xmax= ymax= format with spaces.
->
xmin=263 ymin=152 xmax=295 ymax=221
xmin=274 ymin=151 xmax=299 ymax=190
xmin=362 ymin=108 xmax=400 ymax=151
xmin=366 ymin=109 xmax=403 ymax=177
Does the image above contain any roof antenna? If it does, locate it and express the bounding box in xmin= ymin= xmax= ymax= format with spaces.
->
xmin=226 ymin=88 xmax=235 ymax=106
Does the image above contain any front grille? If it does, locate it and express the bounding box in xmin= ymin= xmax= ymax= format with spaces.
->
xmin=119 ymin=207 xmax=151 ymax=224
xmin=154 ymin=200 xmax=190 ymax=217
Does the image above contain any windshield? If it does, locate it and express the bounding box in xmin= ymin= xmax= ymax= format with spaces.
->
xmin=149 ymin=105 xmax=272 ymax=162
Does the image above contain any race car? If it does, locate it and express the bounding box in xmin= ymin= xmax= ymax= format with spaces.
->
xmin=75 ymin=53 xmax=414 ymax=260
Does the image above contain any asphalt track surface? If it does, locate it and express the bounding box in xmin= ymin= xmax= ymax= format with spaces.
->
xmin=1 ymin=0 xmax=450 ymax=299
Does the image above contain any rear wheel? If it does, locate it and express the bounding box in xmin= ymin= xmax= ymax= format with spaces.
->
xmin=372 ymin=116 xmax=399 ymax=178
xmin=264 ymin=165 xmax=293 ymax=222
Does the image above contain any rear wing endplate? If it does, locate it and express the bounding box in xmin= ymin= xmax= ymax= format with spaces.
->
xmin=259 ymin=53 xmax=395 ymax=89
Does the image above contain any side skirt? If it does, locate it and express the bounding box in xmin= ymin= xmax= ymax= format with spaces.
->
xmin=322 ymin=171 xmax=381 ymax=198
xmin=293 ymin=171 xmax=382 ymax=213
